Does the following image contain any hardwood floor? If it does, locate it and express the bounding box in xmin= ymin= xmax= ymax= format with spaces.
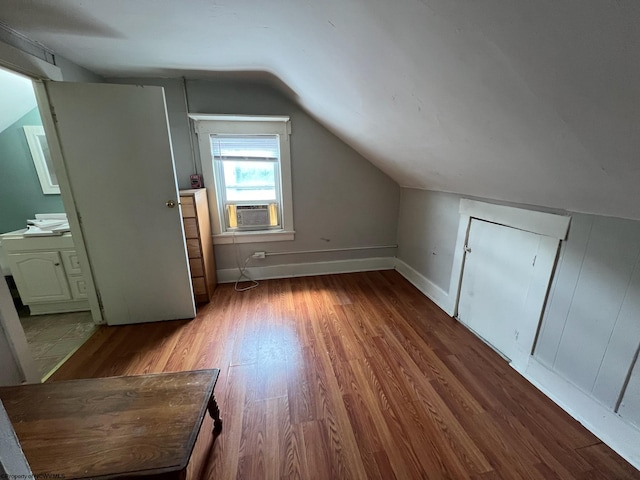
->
xmin=51 ymin=271 xmax=639 ymax=479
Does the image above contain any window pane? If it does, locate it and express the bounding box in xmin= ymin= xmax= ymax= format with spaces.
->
xmin=223 ymin=160 xmax=277 ymax=202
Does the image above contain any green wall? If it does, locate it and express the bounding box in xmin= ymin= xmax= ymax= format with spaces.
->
xmin=0 ymin=108 xmax=64 ymax=233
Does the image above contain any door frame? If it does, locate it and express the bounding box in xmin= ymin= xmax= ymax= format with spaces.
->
xmin=449 ymin=200 xmax=572 ymax=316
xmin=32 ymin=81 xmax=103 ymax=324
xmin=448 ymin=200 xmax=571 ymax=369
xmin=0 ymin=41 xmax=62 ymax=82
xmin=0 ymin=42 xmax=102 ymax=384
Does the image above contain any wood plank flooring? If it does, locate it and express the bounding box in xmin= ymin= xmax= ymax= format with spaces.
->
xmin=50 ymin=271 xmax=639 ymax=479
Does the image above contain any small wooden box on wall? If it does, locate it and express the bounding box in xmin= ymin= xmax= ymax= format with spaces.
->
xmin=179 ymin=188 xmax=217 ymax=303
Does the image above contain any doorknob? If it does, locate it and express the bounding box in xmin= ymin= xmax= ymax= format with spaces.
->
xmin=166 ymin=200 xmax=176 ymax=208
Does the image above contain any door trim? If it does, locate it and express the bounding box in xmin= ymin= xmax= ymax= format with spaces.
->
xmin=459 ymin=199 xmax=571 ymax=239
xmin=0 ymin=40 xmax=62 ymax=81
xmin=0 ymin=277 xmax=39 ymax=383
xmin=33 ymin=81 xmax=104 ymax=324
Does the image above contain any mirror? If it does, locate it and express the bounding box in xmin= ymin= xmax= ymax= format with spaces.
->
xmin=23 ymin=125 xmax=59 ymax=195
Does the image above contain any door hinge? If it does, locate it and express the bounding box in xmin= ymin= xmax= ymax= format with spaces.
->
xmin=49 ymin=104 xmax=58 ymax=124
xmin=96 ymin=290 xmax=105 ymax=312
xmin=464 ymin=245 xmax=472 ymax=253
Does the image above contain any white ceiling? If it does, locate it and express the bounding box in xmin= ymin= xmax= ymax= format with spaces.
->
xmin=1 ymin=0 xmax=639 ymax=218
xmin=0 ymin=67 xmax=37 ymax=133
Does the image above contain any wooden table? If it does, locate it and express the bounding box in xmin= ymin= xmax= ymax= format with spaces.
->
xmin=0 ymin=369 xmax=221 ymax=479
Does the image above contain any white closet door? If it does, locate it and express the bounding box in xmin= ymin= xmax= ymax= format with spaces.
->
xmin=458 ymin=219 xmax=557 ymax=365
xmin=42 ymin=82 xmax=195 ymax=325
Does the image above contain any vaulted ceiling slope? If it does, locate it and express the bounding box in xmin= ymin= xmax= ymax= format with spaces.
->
xmin=1 ymin=1 xmax=639 ymax=219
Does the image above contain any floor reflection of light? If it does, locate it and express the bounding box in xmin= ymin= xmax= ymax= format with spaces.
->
xmin=239 ymin=318 xmax=301 ymax=372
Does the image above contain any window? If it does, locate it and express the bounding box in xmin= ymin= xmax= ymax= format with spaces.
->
xmin=24 ymin=125 xmax=59 ymax=194
xmin=212 ymin=134 xmax=281 ymax=230
xmin=190 ymin=115 xmax=294 ymax=244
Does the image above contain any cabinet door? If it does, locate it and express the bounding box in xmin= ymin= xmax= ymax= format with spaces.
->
xmin=7 ymin=252 xmax=72 ymax=303
xmin=60 ymin=250 xmax=82 ymax=275
xmin=68 ymin=276 xmax=88 ymax=299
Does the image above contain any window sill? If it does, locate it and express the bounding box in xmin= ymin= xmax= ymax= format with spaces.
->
xmin=212 ymin=230 xmax=295 ymax=245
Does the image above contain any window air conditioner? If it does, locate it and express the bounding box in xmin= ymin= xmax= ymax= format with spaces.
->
xmin=227 ymin=204 xmax=278 ymax=229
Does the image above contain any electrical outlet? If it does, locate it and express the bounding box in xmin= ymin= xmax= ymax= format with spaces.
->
xmin=252 ymin=251 xmax=266 ymax=259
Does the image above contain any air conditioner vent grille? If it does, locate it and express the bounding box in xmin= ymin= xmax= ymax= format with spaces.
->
xmin=227 ymin=203 xmax=279 ymax=229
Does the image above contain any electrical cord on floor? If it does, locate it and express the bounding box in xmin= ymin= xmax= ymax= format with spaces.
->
xmin=233 ymin=233 xmax=259 ymax=292
xmin=234 ymin=254 xmax=259 ymax=292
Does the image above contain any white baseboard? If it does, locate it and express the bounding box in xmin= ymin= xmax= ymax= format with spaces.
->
xmin=217 ymin=256 xmax=396 ymax=283
xmin=521 ymin=358 xmax=640 ymax=470
xmin=394 ymin=258 xmax=454 ymax=315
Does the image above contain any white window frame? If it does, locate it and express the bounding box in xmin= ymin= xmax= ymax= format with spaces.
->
xmin=24 ymin=125 xmax=60 ymax=194
xmin=190 ymin=114 xmax=294 ymax=244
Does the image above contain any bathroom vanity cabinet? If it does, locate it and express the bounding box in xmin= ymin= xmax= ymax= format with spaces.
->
xmin=1 ymin=230 xmax=90 ymax=315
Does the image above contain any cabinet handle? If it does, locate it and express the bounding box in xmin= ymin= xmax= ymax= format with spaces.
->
xmin=54 ymin=262 xmax=60 ymax=266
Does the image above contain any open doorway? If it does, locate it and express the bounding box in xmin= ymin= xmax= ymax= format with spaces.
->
xmin=0 ymin=66 xmax=96 ymax=380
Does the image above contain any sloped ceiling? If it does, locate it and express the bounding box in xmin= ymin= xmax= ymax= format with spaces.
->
xmin=1 ymin=0 xmax=639 ymax=219
xmin=0 ymin=67 xmax=37 ymax=133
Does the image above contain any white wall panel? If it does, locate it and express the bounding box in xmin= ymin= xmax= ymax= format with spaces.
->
xmin=551 ymin=216 xmax=640 ymax=395
xmin=534 ymin=214 xmax=593 ymax=367
xmin=593 ymin=257 xmax=640 ymax=408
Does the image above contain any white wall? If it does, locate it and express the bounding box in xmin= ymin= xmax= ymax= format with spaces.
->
xmin=535 ymin=214 xmax=640 ymax=410
xmin=0 ymin=320 xmax=21 ymax=386
xmin=0 ymin=277 xmax=30 ymax=386
xmin=55 ymin=54 xmax=103 ymax=83
xmin=397 ymin=189 xmax=460 ymax=291
xmin=107 ymin=76 xmax=401 ymax=273
xmin=190 ymin=78 xmax=400 ymax=271
xmin=620 ymin=358 xmax=640 ymax=429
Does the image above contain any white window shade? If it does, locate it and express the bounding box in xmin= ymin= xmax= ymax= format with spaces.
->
xmin=210 ymin=135 xmax=280 ymax=161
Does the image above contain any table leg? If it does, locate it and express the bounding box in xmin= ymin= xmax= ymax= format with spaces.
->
xmin=207 ymin=394 xmax=222 ymax=434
